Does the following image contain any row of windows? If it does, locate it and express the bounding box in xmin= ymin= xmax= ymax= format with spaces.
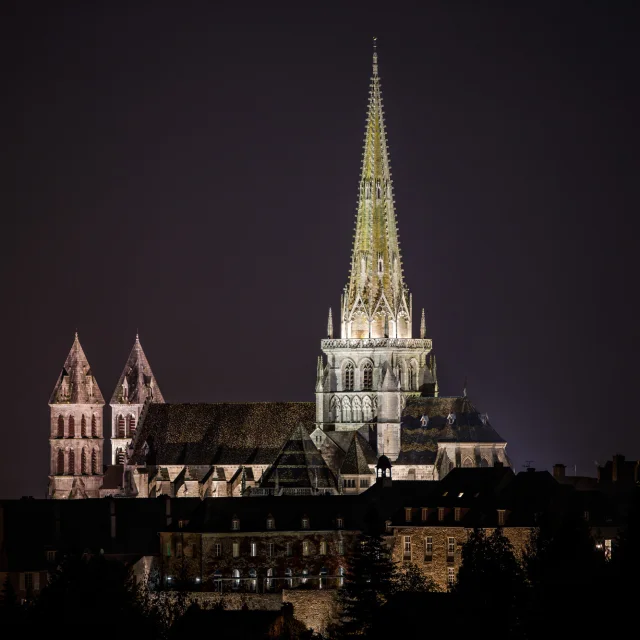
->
xmin=342 ymin=360 xmax=419 ymax=391
xmin=330 ymin=395 xmax=375 ymax=422
xmin=231 ymin=516 xmax=344 ymax=531
xmin=401 ymin=507 xmax=506 ymax=524
xmin=169 ymin=539 xmax=345 ymax=558
xmin=342 ymin=478 xmax=370 ymax=489
xmin=55 ymin=414 xmax=99 ymax=438
xmin=55 ymin=448 xmax=100 ymax=475
xmin=403 ymin=536 xmax=456 ymax=558
xmin=115 ymin=414 xmax=136 ymax=438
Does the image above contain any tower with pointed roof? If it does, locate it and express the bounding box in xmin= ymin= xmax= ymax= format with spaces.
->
xmin=316 ymin=43 xmax=438 ymax=460
xmin=110 ymin=334 xmax=164 ymax=465
xmin=48 ymin=334 xmax=105 ymax=499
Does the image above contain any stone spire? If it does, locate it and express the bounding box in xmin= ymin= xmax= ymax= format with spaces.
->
xmin=110 ymin=334 xmax=164 ymax=405
xmin=327 ymin=308 xmax=333 ymax=339
xmin=49 ymin=333 xmax=105 ymax=405
xmin=343 ymin=40 xmax=411 ymax=339
xmin=420 ymin=309 xmax=426 ymax=339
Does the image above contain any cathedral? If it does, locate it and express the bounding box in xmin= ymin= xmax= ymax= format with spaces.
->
xmin=47 ymin=46 xmax=510 ymax=500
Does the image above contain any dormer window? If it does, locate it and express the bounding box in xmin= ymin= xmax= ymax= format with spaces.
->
xmin=447 ymin=413 xmax=455 ymax=425
xmin=421 ymin=508 xmax=428 ymax=521
xmin=232 ymin=517 xmax=240 ymax=531
xmin=336 ymin=517 xmax=344 ymax=529
xmin=385 ymin=520 xmax=392 ymax=532
xmin=301 ymin=517 xmax=310 ymax=530
xmin=454 ymin=508 xmax=461 ymax=522
xmin=266 ymin=516 xmax=275 ymax=530
xmin=438 ymin=507 xmax=445 ymax=521
xmin=420 ymin=415 xmax=428 ymax=427
xmin=497 ymin=510 xmax=506 ymax=526
xmin=405 ymin=508 xmax=412 ymax=523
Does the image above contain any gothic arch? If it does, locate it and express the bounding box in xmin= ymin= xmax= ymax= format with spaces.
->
xmin=362 ymin=396 xmax=373 ymax=421
xmin=408 ymin=359 xmax=419 ymax=391
xmin=81 ymin=448 xmax=88 ymax=474
xmin=81 ymin=414 xmax=87 ymax=438
xmin=117 ymin=415 xmax=126 ymax=438
xmin=57 ymin=449 xmax=65 ymax=475
xmin=341 ymin=396 xmax=352 ymax=422
xmin=330 ymin=396 xmax=341 ymax=422
xmin=480 ymin=457 xmax=489 ymax=468
xmin=116 ymin=448 xmax=125 ymax=465
xmin=92 ymin=449 xmax=99 ymax=474
xmin=57 ymin=415 xmax=64 ymax=438
xmin=462 ymin=457 xmax=474 ymax=468
xmin=342 ymin=360 xmax=355 ymax=391
xmin=68 ymin=449 xmax=75 ymax=475
xmin=91 ymin=414 xmax=98 ymax=438
xmin=128 ymin=414 xmax=136 ymax=435
xmin=68 ymin=415 xmax=75 ymax=438
xmin=360 ymin=359 xmax=374 ymax=391
xmin=352 ymin=396 xmax=362 ymax=422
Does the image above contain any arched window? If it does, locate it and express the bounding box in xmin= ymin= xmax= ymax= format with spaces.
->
xmin=266 ymin=568 xmax=273 ymax=590
xmin=480 ymin=458 xmax=489 ymax=468
xmin=408 ymin=367 xmax=415 ymax=390
xmin=91 ymin=414 xmax=98 ymax=438
xmin=407 ymin=468 xmax=416 ymax=480
xmin=92 ymin=449 xmax=99 ymax=475
xmin=249 ymin=569 xmax=257 ymax=592
xmin=343 ymin=362 xmax=354 ymax=391
xmin=57 ymin=415 xmax=64 ymax=438
xmin=302 ymin=568 xmax=308 ymax=585
xmin=117 ymin=415 xmax=125 ymax=438
xmin=285 ymin=568 xmax=293 ymax=588
xmin=68 ymin=449 xmax=75 ymax=475
xmin=232 ymin=569 xmax=240 ymax=590
xmin=81 ymin=448 xmax=88 ymax=474
xmin=462 ymin=457 xmax=473 ymax=468
xmin=128 ymin=415 xmax=136 ymax=436
xmin=363 ymin=396 xmax=373 ymax=422
xmin=117 ymin=448 xmax=125 ymax=465
xmin=362 ymin=362 xmax=373 ymax=391
xmin=330 ymin=396 xmax=341 ymax=422
xmin=68 ymin=416 xmax=75 ymax=438
xmin=57 ymin=449 xmax=65 ymax=475
xmin=341 ymin=396 xmax=352 ymax=423
xmin=213 ymin=571 xmax=222 ymax=592
xmin=338 ymin=566 xmax=345 ymax=588
xmin=352 ymin=396 xmax=362 ymax=422
xmin=81 ymin=415 xmax=87 ymax=437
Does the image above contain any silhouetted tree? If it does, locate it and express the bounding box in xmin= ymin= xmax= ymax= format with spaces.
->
xmin=392 ymin=562 xmax=437 ymax=593
xmin=0 ymin=574 xmax=22 ymax=628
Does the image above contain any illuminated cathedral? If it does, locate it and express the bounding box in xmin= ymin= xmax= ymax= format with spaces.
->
xmin=47 ymin=46 xmax=509 ymax=500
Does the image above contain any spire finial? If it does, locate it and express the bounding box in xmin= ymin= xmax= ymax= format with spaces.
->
xmin=75 ymin=329 xmax=78 ymax=339
xmin=327 ymin=308 xmax=334 ymax=339
xmin=420 ymin=309 xmax=426 ymax=339
xmin=463 ymin=376 xmax=468 ymax=398
xmin=372 ymin=36 xmax=378 ymax=76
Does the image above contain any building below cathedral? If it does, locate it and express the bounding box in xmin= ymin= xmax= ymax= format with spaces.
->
xmin=47 ymin=46 xmax=510 ymax=501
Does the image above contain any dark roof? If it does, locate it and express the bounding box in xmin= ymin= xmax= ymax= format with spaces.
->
xmin=260 ymin=424 xmax=338 ymax=489
xmin=110 ymin=336 xmax=164 ymax=405
xmin=101 ymin=465 xmax=124 ymax=490
xmin=129 ymin=402 xmax=316 ymax=466
xmin=397 ymin=396 xmax=506 ymax=465
xmin=341 ymin=434 xmax=376 ymax=475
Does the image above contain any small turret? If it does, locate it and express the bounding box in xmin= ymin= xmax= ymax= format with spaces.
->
xmin=327 ymin=308 xmax=333 ymax=339
xmin=376 ymin=455 xmax=392 ymax=487
xmin=420 ymin=309 xmax=426 ymax=339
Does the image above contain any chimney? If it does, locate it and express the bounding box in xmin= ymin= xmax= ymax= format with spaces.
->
xmin=553 ymin=464 xmax=566 ymax=481
xmin=612 ymin=454 xmax=625 ymax=483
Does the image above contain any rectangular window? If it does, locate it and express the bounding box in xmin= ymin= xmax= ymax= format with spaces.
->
xmin=447 ymin=537 xmax=455 ymax=555
xmin=338 ymin=540 xmax=344 ymax=555
xmin=214 ymin=543 xmax=222 ymax=557
xmin=303 ymin=541 xmax=310 ymax=557
xmin=403 ymin=535 xmax=411 ymax=559
xmin=46 ymin=550 xmax=56 ymax=562
xmin=604 ymin=539 xmax=612 ymax=561
xmin=286 ymin=542 xmax=292 ymax=557
xmin=425 ymin=537 xmax=433 ymax=556
xmin=302 ymin=518 xmax=310 ymax=529
xmin=337 ymin=517 xmax=344 ymax=529
xmin=268 ymin=542 xmax=275 ymax=557
xmin=438 ymin=507 xmax=444 ymax=521
xmin=320 ymin=541 xmax=327 ymax=555
xmin=405 ymin=508 xmax=412 ymax=522
xmin=232 ymin=519 xmax=239 ymax=531
xmin=497 ymin=510 xmax=505 ymax=526
xmin=421 ymin=508 xmax=428 ymax=521
xmin=24 ymin=573 xmax=33 ymax=590
xmin=250 ymin=542 xmax=257 ymax=557
xmin=360 ymin=478 xmax=369 ymax=488
xmin=454 ymin=508 xmax=461 ymax=522
xmin=176 ymin=542 xmax=183 ymax=558
xmin=232 ymin=542 xmax=239 ymax=558
xmin=267 ymin=518 xmax=274 ymax=530
xmin=447 ymin=567 xmax=455 ymax=585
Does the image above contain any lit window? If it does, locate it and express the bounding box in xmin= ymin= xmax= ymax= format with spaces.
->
xmin=214 ymin=543 xmax=222 ymax=557
xmin=338 ymin=540 xmax=344 ymax=555
xmin=266 ymin=568 xmax=273 ymax=589
xmin=604 ymin=539 xmax=612 ymax=561
xmin=232 ymin=518 xmax=240 ymax=531
xmin=320 ymin=541 xmax=327 ymax=555
xmin=447 ymin=567 xmax=455 ymax=585
xmin=447 ymin=537 xmax=455 ymax=555
xmin=232 ymin=569 xmax=240 ymax=590
xmin=404 ymin=535 xmax=411 ymax=559
xmin=344 ymin=363 xmax=354 ymax=391
xmin=458 ymin=492 xmax=464 ymax=498
xmin=302 ymin=517 xmax=310 ymax=530
xmin=46 ymin=550 xmax=56 ymax=562
xmin=285 ymin=568 xmax=293 ymax=587
xmin=267 ymin=516 xmax=275 ymax=530
xmin=425 ymin=537 xmax=433 ymax=556
xmin=302 ymin=568 xmax=309 ymax=585
xmin=336 ymin=517 xmax=344 ymax=529
xmin=438 ymin=508 xmax=444 ymax=521
xmin=250 ymin=542 xmax=257 ymax=557
xmin=286 ymin=542 xmax=292 ymax=557
xmin=232 ymin=542 xmax=239 ymax=558
xmin=303 ymin=541 xmax=310 ymax=556
xmin=421 ymin=508 xmax=428 ymax=521
xmin=268 ymin=542 xmax=275 ymax=557
xmin=497 ymin=510 xmax=505 ymax=526
xmin=455 ymin=508 xmax=461 ymax=521
xmin=362 ymin=362 xmax=373 ymax=390
xmin=405 ymin=508 xmax=412 ymax=522
xmin=338 ymin=566 xmax=345 ymax=587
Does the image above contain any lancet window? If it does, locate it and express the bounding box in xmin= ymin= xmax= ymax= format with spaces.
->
xmin=352 ymin=396 xmax=362 ymax=422
xmin=128 ymin=415 xmax=136 ymax=436
xmin=68 ymin=449 xmax=75 ymax=475
xmin=57 ymin=415 xmax=64 ymax=438
xmin=68 ymin=416 xmax=75 ymax=438
xmin=81 ymin=448 xmax=88 ymax=474
xmin=341 ymin=396 xmax=352 ymax=422
xmin=117 ymin=415 xmax=126 ymax=438
xmin=91 ymin=414 xmax=98 ymax=438
xmin=363 ymin=396 xmax=373 ymax=421
xmin=92 ymin=449 xmax=99 ymax=474
xmin=81 ymin=414 xmax=87 ymax=438
xmin=57 ymin=449 xmax=65 ymax=475
xmin=343 ymin=362 xmax=354 ymax=391
xmin=362 ymin=362 xmax=373 ymax=390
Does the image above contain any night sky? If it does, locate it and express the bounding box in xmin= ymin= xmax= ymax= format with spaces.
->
xmin=2 ymin=2 xmax=639 ymax=498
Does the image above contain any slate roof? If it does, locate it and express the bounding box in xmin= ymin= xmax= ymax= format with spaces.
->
xmin=129 ymin=402 xmax=316 ymax=466
xmin=49 ymin=334 xmax=105 ymax=405
xmin=340 ymin=433 xmax=376 ymax=475
xmin=260 ymin=424 xmax=338 ymax=489
xmin=110 ymin=335 xmax=164 ymax=405
xmin=397 ymin=396 xmax=506 ymax=465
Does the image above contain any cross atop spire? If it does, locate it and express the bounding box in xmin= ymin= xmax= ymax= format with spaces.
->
xmin=342 ymin=42 xmax=411 ymax=339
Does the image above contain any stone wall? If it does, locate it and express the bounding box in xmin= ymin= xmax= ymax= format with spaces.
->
xmin=283 ymin=589 xmax=339 ymax=634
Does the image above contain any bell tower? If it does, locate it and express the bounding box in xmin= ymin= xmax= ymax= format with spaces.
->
xmin=315 ymin=42 xmax=437 ymax=460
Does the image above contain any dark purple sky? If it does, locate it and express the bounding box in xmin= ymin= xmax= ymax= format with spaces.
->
xmin=2 ymin=2 xmax=639 ymax=498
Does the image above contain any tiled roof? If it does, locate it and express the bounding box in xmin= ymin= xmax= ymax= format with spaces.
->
xmin=340 ymin=433 xmax=376 ymax=475
xmin=129 ymin=402 xmax=316 ymax=466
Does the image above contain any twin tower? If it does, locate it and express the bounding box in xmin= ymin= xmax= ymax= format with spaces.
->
xmin=48 ymin=334 xmax=163 ymax=498
xmin=48 ymin=45 xmax=441 ymax=498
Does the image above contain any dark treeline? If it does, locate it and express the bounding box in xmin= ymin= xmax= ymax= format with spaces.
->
xmin=1 ymin=490 xmax=639 ymax=639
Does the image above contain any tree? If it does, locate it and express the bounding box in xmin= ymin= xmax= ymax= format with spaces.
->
xmin=335 ymin=532 xmax=395 ymax=639
xmin=392 ymin=562 xmax=437 ymax=593
xmin=0 ymin=574 xmax=22 ymax=628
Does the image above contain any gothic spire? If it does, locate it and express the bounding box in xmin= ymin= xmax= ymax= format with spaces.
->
xmin=110 ymin=335 xmax=165 ymax=405
xmin=344 ymin=40 xmax=411 ymax=339
xmin=49 ymin=333 xmax=105 ymax=405
xmin=420 ymin=309 xmax=426 ymax=339
xmin=327 ymin=308 xmax=333 ymax=339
